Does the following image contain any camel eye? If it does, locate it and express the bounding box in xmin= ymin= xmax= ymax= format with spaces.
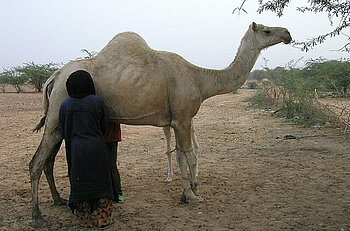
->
xmin=263 ymin=30 xmax=271 ymax=35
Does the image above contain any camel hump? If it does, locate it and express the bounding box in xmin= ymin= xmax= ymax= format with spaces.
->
xmin=113 ymin=31 xmax=147 ymax=43
xmin=96 ymin=31 xmax=156 ymax=66
xmin=102 ymin=31 xmax=151 ymax=52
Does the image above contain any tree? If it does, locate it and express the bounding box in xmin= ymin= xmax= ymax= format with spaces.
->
xmin=234 ymin=0 xmax=350 ymax=52
xmin=0 ymin=73 xmax=9 ymax=92
xmin=266 ymin=66 xmax=290 ymax=81
xmin=303 ymin=59 xmax=350 ymax=95
xmin=248 ymin=69 xmax=270 ymax=81
xmin=74 ymin=49 xmax=97 ymax=61
xmin=16 ymin=62 xmax=58 ymax=92
xmin=1 ymin=68 xmax=27 ymax=93
xmin=80 ymin=49 xmax=97 ymax=58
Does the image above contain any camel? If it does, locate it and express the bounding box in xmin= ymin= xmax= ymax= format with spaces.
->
xmin=163 ymin=120 xmax=199 ymax=182
xmin=29 ymin=22 xmax=291 ymax=226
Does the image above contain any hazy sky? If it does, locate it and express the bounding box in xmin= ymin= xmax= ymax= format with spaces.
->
xmin=1 ymin=0 xmax=349 ymax=71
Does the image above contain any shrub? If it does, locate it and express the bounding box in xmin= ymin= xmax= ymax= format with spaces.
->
xmin=247 ymin=81 xmax=259 ymax=89
xmin=248 ymin=67 xmax=341 ymax=127
xmin=247 ymin=90 xmax=273 ymax=109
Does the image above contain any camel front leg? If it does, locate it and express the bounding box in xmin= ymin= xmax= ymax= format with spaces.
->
xmin=184 ymin=149 xmax=200 ymax=196
xmin=163 ymin=126 xmax=173 ymax=182
xmin=174 ymin=123 xmax=203 ymax=203
xmin=29 ymin=129 xmax=62 ymax=227
xmin=43 ymin=140 xmax=67 ymax=205
xmin=176 ymin=150 xmax=202 ymax=203
xmin=190 ymin=120 xmax=199 ymax=177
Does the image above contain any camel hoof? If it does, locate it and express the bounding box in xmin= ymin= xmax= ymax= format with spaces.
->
xmin=54 ymin=197 xmax=68 ymax=205
xmin=180 ymin=193 xmax=204 ymax=204
xmin=31 ymin=219 xmax=45 ymax=228
xmin=31 ymin=212 xmax=45 ymax=228
xmin=180 ymin=192 xmax=188 ymax=204
xmin=192 ymin=187 xmax=199 ymax=196
xmin=188 ymin=195 xmax=204 ymax=204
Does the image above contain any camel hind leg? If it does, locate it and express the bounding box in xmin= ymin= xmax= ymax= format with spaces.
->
xmin=43 ymin=139 xmax=67 ymax=205
xmin=29 ymin=128 xmax=63 ymax=227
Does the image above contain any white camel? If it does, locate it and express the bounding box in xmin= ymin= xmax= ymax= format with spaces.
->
xmin=163 ymin=120 xmax=199 ymax=182
xmin=29 ymin=22 xmax=291 ymax=227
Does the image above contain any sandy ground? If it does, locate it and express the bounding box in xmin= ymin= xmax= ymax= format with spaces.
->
xmin=0 ymin=89 xmax=349 ymax=231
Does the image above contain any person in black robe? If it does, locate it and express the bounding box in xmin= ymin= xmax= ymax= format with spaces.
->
xmin=58 ymin=70 xmax=116 ymax=229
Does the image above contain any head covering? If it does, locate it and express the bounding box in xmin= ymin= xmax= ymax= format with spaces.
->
xmin=66 ymin=70 xmax=96 ymax=98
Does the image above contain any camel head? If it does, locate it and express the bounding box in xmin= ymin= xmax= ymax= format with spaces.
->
xmin=248 ymin=22 xmax=292 ymax=50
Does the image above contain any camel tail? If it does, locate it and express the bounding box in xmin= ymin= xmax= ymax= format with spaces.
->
xmin=32 ymin=71 xmax=58 ymax=132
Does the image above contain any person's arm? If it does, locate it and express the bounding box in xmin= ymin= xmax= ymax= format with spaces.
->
xmin=100 ymin=100 xmax=109 ymax=135
xmin=58 ymin=103 xmax=65 ymax=138
xmin=116 ymin=123 xmax=122 ymax=142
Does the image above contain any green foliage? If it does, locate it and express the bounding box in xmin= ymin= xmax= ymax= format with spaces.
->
xmin=247 ymin=59 xmax=348 ymax=127
xmin=258 ymin=0 xmax=350 ymax=51
xmin=272 ymin=70 xmax=329 ymax=126
xmin=75 ymin=49 xmax=98 ymax=61
xmin=302 ymin=59 xmax=350 ymax=96
xmin=247 ymin=81 xmax=259 ymax=89
xmin=0 ymin=62 xmax=58 ymax=92
xmin=249 ymin=66 xmax=289 ymax=81
xmin=235 ymin=0 xmax=350 ymax=51
xmin=247 ymin=89 xmax=273 ymax=108
xmin=16 ymin=62 xmax=58 ymax=92
xmin=1 ymin=68 xmax=27 ymax=93
xmin=266 ymin=66 xmax=289 ymax=81
xmin=248 ymin=69 xmax=269 ymax=81
xmin=0 ymin=73 xmax=9 ymax=92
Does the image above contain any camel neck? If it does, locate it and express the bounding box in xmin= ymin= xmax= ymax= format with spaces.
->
xmin=192 ymin=33 xmax=261 ymax=101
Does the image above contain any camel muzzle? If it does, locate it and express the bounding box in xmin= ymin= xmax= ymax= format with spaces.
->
xmin=282 ymin=30 xmax=292 ymax=44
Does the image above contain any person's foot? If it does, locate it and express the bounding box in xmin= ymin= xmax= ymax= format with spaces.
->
xmin=97 ymin=218 xmax=114 ymax=230
xmin=118 ymin=195 xmax=124 ymax=203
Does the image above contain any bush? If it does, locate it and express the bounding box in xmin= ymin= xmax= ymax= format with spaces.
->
xmin=247 ymin=81 xmax=259 ymax=89
xmin=248 ymin=67 xmax=341 ymax=127
xmin=247 ymin=90 xmax=273 ymax=109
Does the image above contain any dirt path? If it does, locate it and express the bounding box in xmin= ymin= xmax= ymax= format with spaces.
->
xmin=0 ymin=89 xmax=349 ymax=231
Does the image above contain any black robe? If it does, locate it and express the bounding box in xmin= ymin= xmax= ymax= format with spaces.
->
xmin=58 ymin=95 xmax=115 ymax=210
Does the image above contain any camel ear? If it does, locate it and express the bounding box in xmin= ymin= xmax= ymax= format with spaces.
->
xmin=252 ymin=22 xmax=258 ymax=32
